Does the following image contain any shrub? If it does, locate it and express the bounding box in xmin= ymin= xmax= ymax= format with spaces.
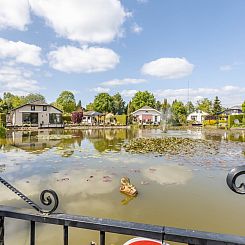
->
xmin=115 ymin=115 xmax=127 ymax=125
xmin=62 ymin=115 xmax=71 ymax=124
xmin=0 ymin=126 xmax=6 ymax=138
xmin=0 ymin=113 xmax=6 ymax=127
xmin=71 ymin=111 xmax=83 ymax=124
xmin=228 ymin=114 xmax=243 ymax=128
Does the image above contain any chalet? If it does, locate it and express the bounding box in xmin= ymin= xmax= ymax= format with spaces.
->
xmin=219 ymin=106 xmax=243 ymax=115
xmin=131 ymin=106 xmax=161 ymax=125
xmin=82 ymin=111 xmax=104 ymax=125
xmin=6 ymin=101 xmax=63 ymax=128
xmin=187 ymin=110 xmax=209 ymax=124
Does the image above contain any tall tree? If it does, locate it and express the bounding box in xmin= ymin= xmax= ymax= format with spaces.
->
xmin=56 ymin=91 xmax=76 ymax=113
xmin=86 ymin=103 xmax=94 ymax=111
xmin=171 ymin=100 xmax=187 ymax=125
xmin=131 ymin=91 xmax=156 ymax=111
xmin=76 ymin=100 xmax=82 ymax=110
xmin=212 ymin=96 xmax=222 ymax=115
xmin=93 ymin=93 xmax=114 ymax=113
xmin=186 ymin=101 xmax=195 ymax=114
xmin=242 ymin=100 xmax=245 ymax=124
xmin=162 ymin=98 xmax=171 ymax=113
xmin=155 ymin=100 xmax=162 ymax=111
xmin=197 ymin=98 xmax=212 ymax=113
xmin=112 ymin=93 xmax=125 ymax=115
xmin=25 ymin=93 xmax=46 ymax=103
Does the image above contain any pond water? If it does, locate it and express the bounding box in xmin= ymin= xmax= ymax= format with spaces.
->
xmin=0 ymin=128 xmax=244 ymax=245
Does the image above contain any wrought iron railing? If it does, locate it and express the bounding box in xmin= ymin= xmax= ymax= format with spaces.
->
xmin=0 ymin=166 xmax=244 ymax=245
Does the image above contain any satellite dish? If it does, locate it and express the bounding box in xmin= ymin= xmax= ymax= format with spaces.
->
xmin=123 ymin=238 xmax=165 ymax=245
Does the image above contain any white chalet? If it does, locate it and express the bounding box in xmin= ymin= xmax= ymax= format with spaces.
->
xmin=7 ymin=101 xmax=63 ymax=128
xmin=132 ymin=106 xmax=161 ymax=125
xmin=187 ymin=110 xmax=208 ymax=124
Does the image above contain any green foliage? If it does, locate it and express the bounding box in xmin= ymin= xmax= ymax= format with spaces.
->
xmin=115 ymin=115 xmax=127 ymax=125
xmin=185 ymin=101 xmax=195 ymax=114
xmin=0 ymin=113 xmax=6 ymax=127
xmin=155 ymin=101 xmax=162 ymax=111
xmin=62 ymin=115 xmax=71 ymax=124
xmin=197 ymin=98 xmax=212 ymax=113
xmin=76 ymin=100 xmax=82 ymax=110
xmin=212 ymin=96 xmax=222 ymax=115
xmin=0 ymin=126 xmax=6 ymax=138
xmin=93 ymin=93 xmax=114 ymax=113
xmin=130 ymin=91 xmax=156 ymax=111
xmin=228 ymin=114 xmax=243 ymax=128
xmin=56 ymin=91 xmax=76 ymax=113
xmin=242 ymin=100 xmax=245 ymax=113
xmin=86 ymin=103 xmax=94 ymax=111
xmin=112 ymin=93 xmax=125 ymax=115
xmin=171 ymin=100 xmax=187 ymax=125
xmin=162 ymin=98 xmax=170 ymax=113
xmin=24 ymin=93 xmax=46 ymax=103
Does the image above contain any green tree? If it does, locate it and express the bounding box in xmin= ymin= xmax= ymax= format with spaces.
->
xmin=86 ymin=103 xmax=94 ymax=111
xmin=171 ymin=100 xmax=187 ymax=125
xmin=212 ymin=96 xmax=222 ymax=115
xmin=162 ymin=98 xmax=171 ymax=113
xmin=76 ymin=100 xmax=82 ymax=110
xmin=112 ymin=93 xmax=125 ymax=115
xmin=197 ymin=98 xmax=212 ymax=113
xmin=242 ymin=100 xmax=245 ymax=125
xmin=25 ymin=93 xmax=46 ymax=103
xmin=155 ymin=100 xmax=162 ymax=111
xmin=93 ymin=93 xmax=114 ymax=113
xmin=186 ymin=101 xmax=195 ymax=114
xmin=56 ymin=91 xmax=76 ymax=113
xmin=131 ymin=91 xmax=156 ymax=111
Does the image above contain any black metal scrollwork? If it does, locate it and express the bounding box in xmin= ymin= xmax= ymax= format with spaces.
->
xmin=0 ymin=177 xmax=59 ymax=214
xmin=226 ymin=165 xmax=245 ymax=194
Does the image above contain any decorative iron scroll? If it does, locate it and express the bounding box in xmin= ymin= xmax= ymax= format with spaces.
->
xmin=226 ymin=165 xmax=245 ymax=194
xmin=0 ymin=177 xmax=59 ymax=214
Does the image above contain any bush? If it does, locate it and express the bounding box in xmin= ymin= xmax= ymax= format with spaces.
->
xmin=71 ymin=111 xmax=83 ymax=124
xmin=0 ymin=126 xmax=6 ymax=138
xmin=0 ymin=113 xmax=6 ymax=127
xmin=115 ymin=115 xmax=127 ymax=125
xmin=203 ymin=119 xmax=217 ymax=126
xmin=62 ymin=115 xmax=71 ymax=124
xmin=228 ymin=114 xmax=243 ymax=128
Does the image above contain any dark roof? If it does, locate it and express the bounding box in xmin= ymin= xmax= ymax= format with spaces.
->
xmin=11 ymin=102 xmax=63 ymax=113
xmin=83 ymin=111 xmax=103 ymax=116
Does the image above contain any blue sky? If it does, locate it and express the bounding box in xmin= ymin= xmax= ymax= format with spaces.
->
xmin=0 ymin=0 xmax=245 ymax=107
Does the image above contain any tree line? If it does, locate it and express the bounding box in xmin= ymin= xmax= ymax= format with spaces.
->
xmin=0 ymin=90 xmax=244 ymax=125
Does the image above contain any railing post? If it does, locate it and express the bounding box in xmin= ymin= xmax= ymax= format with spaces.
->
xmin=0 ymin=216 xmax=4 ymax=245
xmin=100 ymin=231 xmax=105 ymax=245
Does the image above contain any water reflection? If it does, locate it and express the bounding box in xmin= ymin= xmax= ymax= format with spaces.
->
xmin=0 ymin=128 xmax=244 ymax=244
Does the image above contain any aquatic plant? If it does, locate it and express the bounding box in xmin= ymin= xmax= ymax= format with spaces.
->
xmin=123 ymin=137 xmax=218 ymax=156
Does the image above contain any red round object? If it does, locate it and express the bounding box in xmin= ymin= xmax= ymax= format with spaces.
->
xmin=123 ymin=238 xmax=162 ymax=245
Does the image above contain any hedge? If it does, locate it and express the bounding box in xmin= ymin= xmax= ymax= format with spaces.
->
xmin=228 ymin=114 xmax=243 ymax=128
xmin=0 ymin=126 xmax=6 ymax=138
xmin=115 ymin=115 xmax=127 ymax=125
xmin=62 ymin=115 xmax=71 ymax=124
xmin=0 ymin=113 xmax=6 ymax=127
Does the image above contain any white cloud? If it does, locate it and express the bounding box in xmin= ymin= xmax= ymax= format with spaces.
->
xmin=101 ymin=78 xmax=146 ymax=86
xmin=0 ymin=38 xmax=43 ymax=66
xmin=0 ymin=0 xmax=30 ymax=30
xmin=131 ymin=23 xmax=143 ymax=34
xmin=90 ymin=87 xmax=111 ymax=93
xmin=153 ymin=85 xmax=245 ymax=106
xmin=141 ymin=57 xmax=194 ymax=79
xmin=143 ymin=165 xmax=192 ymax=185
xmin=0 ymin=66 xmax=41 ymax=95
xmin=29 ymin=0 xmax=128 ymax=44
xmin=220 ymin=65 xmax=232 ymax=71
xmin=48 ymin=46 xmax=120 ymax=73
xmin=121 ymin=89 xmax=138 ymax=97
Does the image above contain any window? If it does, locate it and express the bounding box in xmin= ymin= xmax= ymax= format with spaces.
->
xmin=43 ymin=106 xmax=47 ymax=111
xmin=22 ymin=113 xmax=38 ymax=124
xmin=31 ymin=105 xmax=35 ymax=111
xmin=49 ymin=113 xmax=62 ymax=124
xmin=155 ymin=116 xmax=158 ymax=122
